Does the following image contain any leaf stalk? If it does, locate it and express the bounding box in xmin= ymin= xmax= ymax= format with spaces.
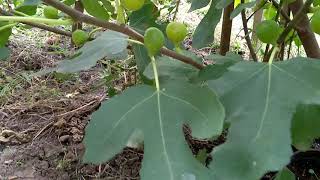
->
xmin=151 ymin=56 xmax=160 ymax=91
xmin=0 ymin=16 xmax=73 ymax=25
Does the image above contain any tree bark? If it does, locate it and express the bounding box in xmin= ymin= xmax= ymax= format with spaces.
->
xmin=289 ymin=0 xmax=320 ymax=59
xmin=252 ymin=0 xmax=263 ymax=46
xmin=72 ymin=0 xmax=84 ymax=32
xmin=219 ymin=2 xmax=234 ymax=56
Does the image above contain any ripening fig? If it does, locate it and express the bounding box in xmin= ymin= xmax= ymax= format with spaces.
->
xmin=256 ymin=20 xmax=281 ymax=44
xmin=122 ymin=0 xmax=145 ymax=11
xmin=44 ymin=6 xmax=59 ymax=19
xmin=166 ymin=22 xmax=188 ymax=45
xmin=72 ymin=30 xmax=89 ymax=46
xmin=311 ymin=11 xmax=320 ymax=35
xmin=144 ymin=27 xmax=165 ymax=56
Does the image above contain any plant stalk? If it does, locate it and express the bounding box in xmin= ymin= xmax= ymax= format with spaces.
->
xmin=0 ymin=16 xmax=73 ymax=25
xmin=41 ymin=0 xmax=204 ymax=69
xmin=268 ymin=46 xmax=279 ymax=65
xmin=150 ymin=56 xmax=160 ymax=91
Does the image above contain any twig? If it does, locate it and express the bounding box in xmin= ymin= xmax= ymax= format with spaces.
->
xmin=57 ymin=100 xmax=97 ymax=117
xmin=276 ymin=0 xmax=313 ymax=45
xmin=173 ymin=0 xmax=181 ymax=21
xmin=0 ymin=8 xmax=72 ymax=37
xmin=32 ymin=121 xmax=55 ymax=142
xmin=42 ymin=0 xmax=204 ymax=69
xmin=241 ymin=0 xmax=258 ymax=61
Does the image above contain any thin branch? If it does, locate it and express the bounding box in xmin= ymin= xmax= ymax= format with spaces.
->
xmin=173 ymin=0 xmax=181 ymax=21
xmin=42 ymin=0 xmax=204 ymax=69
xmin=241 ymin=1 xmax=258 ymax=61
xmin=264 ymin=0 xmax=313 ymax=62
xmin=246 ymin=0 xmax=268 ymax=22
xmin=276 ymin=0 xmax=313 ymax=45
xmin=0 ymin=8 xmax=72 ymax=37
xmin=271 ymin=0 xmax=304 ymax=32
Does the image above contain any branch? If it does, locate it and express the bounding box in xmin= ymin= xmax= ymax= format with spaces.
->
xmin=241 ymin=1 xmax=258 ymax=61
xmin=276 ymin=0 xmax=313 ymax=45
xmin=0 ymin=8 xmax=72 ymax=37
xmin=173 ymin=0 xmax=181 ymax=21
xmin=42 ymin=0 xmax=204 ymax=69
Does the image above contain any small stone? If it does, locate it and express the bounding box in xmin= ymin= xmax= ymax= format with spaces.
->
xmin=8 ymin=176 xmax=18 ymax=180
xmin=59 ymin=135 xmax=71 ymax=143
xmin=54 ymin=119 xmax=66 ymax=128
xmin=4 ymin=160 xmax=13 ymax=165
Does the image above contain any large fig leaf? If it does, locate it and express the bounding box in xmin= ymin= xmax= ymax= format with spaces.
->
xmin=230 ymin=1 xmax=256 ymax=19
xmin=15 ymin=0 xmax=40 ymax=15
xmin=275 ymin=168 xmax=295 ymax=180
xmin=192 ymin=0 xmax=222 ymax=48
xmin=216 ymin=0 xmax=234 ymax=9
xmin=0 ymin=22 xmax=12 ymax=47
xmin=143 ymin=51 xmax=201 ymax=81
xmin=291 ymin=104 xmax=320 ymax=151
xmin=83 ymin=82 xmax=225 ymax=180
xmin=129 ymin=2 xmax=160 ymax=73
xmin=81 ymin=0 xmax=110 ymax=20
xmin=204 ymin=58 xmax=320 ymax=180
xmin=188 ymin=0 xmax=211 ymax=12
xmin=0 ymin=47 xmax=10 ymax=61
xmin=40 ymin=31 xmax=128 ymax=73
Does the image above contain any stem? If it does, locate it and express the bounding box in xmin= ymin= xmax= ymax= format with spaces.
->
xmin=88 ymin=27 xmax=104 ymax=38
xmin=241 ymin=0 xmax=258 ymax=61
xmin=268 ymin=46 xmax=279 ymax=65
xmin=0 ymin=8 xmax=72 ymax=37
xmin=0 ymin=22 xmax=17 ymax=31
xmin=12 ymin=10 xmax=29 ymax=17
xmin=127 ymin=39 xmax=144 ymax=45
xmin=0 ymin=16 xmax=73 ymax=25
xmin=150 ymin=56 xmax=160 ymax=91
xmin=174 ymin=44 xmax=182 ymax=54
xmin=276 ymin=0 xmax=313 ymax=45
xmin=42 ymin=0 xmax=204 ymax=69
xmin=116 ymin=0 xmax=125 ymax=24
xmin=173 ymin=0 xmax=180 ymax=21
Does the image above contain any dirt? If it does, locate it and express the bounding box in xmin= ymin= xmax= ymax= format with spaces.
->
xmin=1 ymin=27 xmax=320 ymax=180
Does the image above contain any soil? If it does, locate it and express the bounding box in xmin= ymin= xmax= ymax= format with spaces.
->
xmin=1 ymin=28 xmax=319 ymax=180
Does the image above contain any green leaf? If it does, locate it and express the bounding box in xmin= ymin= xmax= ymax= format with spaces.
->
xmin=129 ymin=3 xmax=173 ymax=73
xmin=216 ymin=0 xmax=234 ymax=9
xmin=63 ymin=0 xmax=75 ymax=5
xmin=100 ymin=0 xmax=115 ymax=14
xmin=129 ymin=2 xmax=159 ymax=34
xmin=143 ymin=56 xmax=199 ymax=81
xmin=0 ymin=47 xmax=10 ymax=61
xmin=83 ymin=82 xmax=225 ymax=180
xmin=192 ymin=0 xmax=222 ymax=48
xmin=264 ymin=3 xmax=277 ymax=20
xmin=188 ymin=0 xmax=211 ymax=12
xmin=132 ymin=44 xmax=151 ymax=73
xmin=230 ymin=1 xmax=256 ymax=19
xmin=63 ymin=0 xmax=76 ymax=6
xmin=15 ymin=0 xmax=40 ymax=15
xmin=40 ymin=31 xmax=128 ymax=73
xmin=81 ymin=0 xmax=110 ymax=20
xmin=0 ymin=22 xmax=12 ymax=47
xmin=206 ymin=58 xmax=320 ymax=180
xmin=143 ymin=50 xmax=201 ymax=81
xmin=197 ymin=52 xmax=242 ymax=81
xmin=275 ymin=168 xmax=295 ymax=180
xmin=291 ymin=104 xmax=320 ymax=151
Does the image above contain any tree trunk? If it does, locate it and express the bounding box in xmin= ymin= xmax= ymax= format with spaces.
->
xmin=252 ymin=0 xmax=263 ymax=46
xmin=289 ymin=0 xmax=320 ymax=59
xmin=219 ymin=2 xmax=234 ymax=56
xmin=72 ymin=1 xmax=84 ymax=31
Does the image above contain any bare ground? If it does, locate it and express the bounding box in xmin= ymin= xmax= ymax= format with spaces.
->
xmin=1 ymin=27 xmax=320 ymax=180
